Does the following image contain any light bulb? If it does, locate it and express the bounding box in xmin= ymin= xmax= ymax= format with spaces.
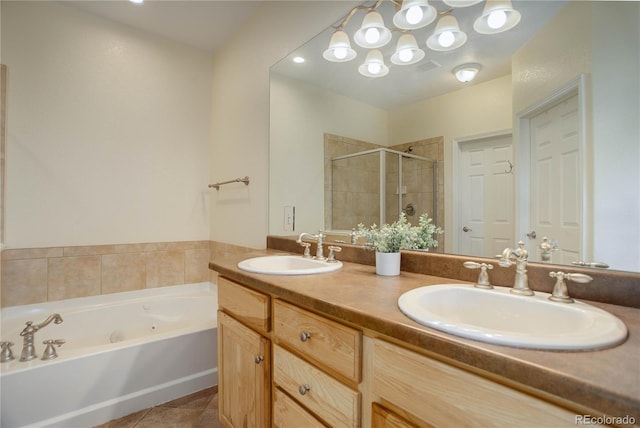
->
xmin=334 ymin=48 xmax=347 ymax=60
xmin=367 ymin=62 xmax=382 ymax=75
xmin=406 ymin=6 xmax=424 ymax=25
xmin=488 ymin=10 xmax=507 ymax=29
xmin=438 ymin=31 xmax=455 ymax=48
xmin=365 ymin=27 xmax=381 ymax=44
xmin=398 ymin=48 xmax=414 ymax=63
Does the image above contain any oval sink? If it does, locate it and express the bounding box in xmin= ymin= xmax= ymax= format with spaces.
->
xmin=398 ymin=284 xmax=628 ymax=350
xmin=238 ymin=255 xmax=342 ymax=275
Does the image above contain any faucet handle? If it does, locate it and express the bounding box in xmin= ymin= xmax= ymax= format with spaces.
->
xmin=463 ymin=261 xmax=494 ymax=289
xmin=548 ymin=272 xmax=593 ymax=303
xmin=41 ymin=339 xmax=65 ymax=360
xmin=298 ymin=241 xmax=312 ymax=258
xmin=327 ymin=246 xmax=342 ymax=263
xmin=0 ymin=341 xmax=15 ymax=363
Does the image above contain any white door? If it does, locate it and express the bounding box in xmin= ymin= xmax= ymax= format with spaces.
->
xmin=457 ymin=134 xmax=514 ymax=258
xmin=528 ymin=93 xmax=581 ymax=264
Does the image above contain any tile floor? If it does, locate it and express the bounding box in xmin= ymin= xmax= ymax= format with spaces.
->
xmin=94 ymin=386 xmax=223 ymax=428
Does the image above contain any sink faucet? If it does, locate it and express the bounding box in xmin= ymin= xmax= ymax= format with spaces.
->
xmin=499 ymin=241 xmax=534 ymax=296
xmin=19 ymin=313 xmax=63 ymax=361
xmin=548 ymin=271 xmax=593 ymax=303
xmin=297 ymin=231 xmax=326 ymax=260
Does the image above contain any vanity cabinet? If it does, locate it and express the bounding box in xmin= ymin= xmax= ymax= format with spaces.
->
xmin=272 ymin=299 xmax=362 ymax=427
xmin=217 ymin=278 xmax=271 ymax=428
xmin=364 ymin=337 xmax=585 ymax=428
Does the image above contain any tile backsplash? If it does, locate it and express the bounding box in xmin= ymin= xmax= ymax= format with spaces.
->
xmin=1 ymin=240 xmax=211 ymax=307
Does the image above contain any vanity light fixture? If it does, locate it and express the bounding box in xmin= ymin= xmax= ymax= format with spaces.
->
xmin=392 ymin=0 xmax=437 ymax=30
xmin=323 ymin=30 xmax=358 ymax=62
xmin=442 ymin=0 xmax=482 ymax=7
xmin=453 ymin=63 xmax=481 ymax=82
xmin=473 ymin=0 xmax=521 ymax=34
xmin=354 ymin=10 xmax=393 ymax=48
xmin=426 ymin=14 xmax=467 ymax=51
xmin=390 ymin=33 xmax=425 ymax=65
xmin=359 ymin=49 xmax=389 ymax=77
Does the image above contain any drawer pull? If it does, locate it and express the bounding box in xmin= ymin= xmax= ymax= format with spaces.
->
xmin=254 ymin=355 xmax=264 ymax=364
xmin=298 ymin=384 xmax=311 ymax=395
xmin=299 ymin=331 xmax=311 ymax=342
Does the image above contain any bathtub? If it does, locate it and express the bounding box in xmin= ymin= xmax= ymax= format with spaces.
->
xmin=0 ymin=282 xmax=218 ymax=428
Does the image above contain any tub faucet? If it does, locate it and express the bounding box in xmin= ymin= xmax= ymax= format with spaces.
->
xmin=499 ymin=241 xmax=534 ymax=296
xmin=19 ymin=313 xmax=63 ymax=361
xmin=297 ymin=230 xmax=326 ymax=260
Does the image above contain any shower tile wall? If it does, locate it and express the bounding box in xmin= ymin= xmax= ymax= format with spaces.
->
xmin=1 ymin=240 xmax=210 ymax=307
xmin=324 ymin=133 xmax=444 ymax=250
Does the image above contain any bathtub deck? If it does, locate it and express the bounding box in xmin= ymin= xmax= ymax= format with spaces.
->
xmin=95 ymin=387 xmax=223 ymax=428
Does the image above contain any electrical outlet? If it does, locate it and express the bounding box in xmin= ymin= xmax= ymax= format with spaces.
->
xmin=284 ymin=206 xmax=295 ymax=231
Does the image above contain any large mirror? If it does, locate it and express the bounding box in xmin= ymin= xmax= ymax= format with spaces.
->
xmin=269 ymin=0 xmax=640 ymax=273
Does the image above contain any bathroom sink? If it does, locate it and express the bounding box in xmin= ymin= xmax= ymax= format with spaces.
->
xmin=237 ymin=255 xmax=342 ymax=275
xmin=397 ymin=284 xmax=628 ymax=350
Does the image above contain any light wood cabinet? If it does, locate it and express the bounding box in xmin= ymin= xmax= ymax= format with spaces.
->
xmin=273 ymin=388 xmax=327 ymax=428
xmin=364 ymin=337 xmax=586 ymax=428
xmin=217 ymin=311 xmax=270 ymax=428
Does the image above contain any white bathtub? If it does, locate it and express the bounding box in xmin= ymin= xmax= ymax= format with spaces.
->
xmin=0 ymin=282 xmax=218 ymax=428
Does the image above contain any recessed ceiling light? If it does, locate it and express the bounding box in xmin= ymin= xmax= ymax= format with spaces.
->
xmin=129 ymin=0 xmax=144 ymax=5
xmin=293 ymin=56 xmax=305 ymax=64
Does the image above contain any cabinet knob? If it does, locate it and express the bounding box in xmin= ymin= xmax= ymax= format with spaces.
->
xmin=299 ymin=331 xmax=311 ymax=342
xmin=254 ymin=355 xmax=264 ymax=364
xmin=298 ymin=384 xmax=310 ymax=395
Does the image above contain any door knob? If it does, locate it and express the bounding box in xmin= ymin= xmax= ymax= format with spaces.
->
xmin=462 ymin=226 xmax=472 ymax=232
xmin=527 ymin=231 xmax=537 ymax=239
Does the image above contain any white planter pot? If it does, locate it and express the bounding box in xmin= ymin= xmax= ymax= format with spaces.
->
xmin=375 ymin=251 xmax=401 ymax=276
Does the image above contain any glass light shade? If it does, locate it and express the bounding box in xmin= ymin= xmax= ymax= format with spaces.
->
xmin=390 ymin=34 xmax=425 ymax=65
xmin=354 ymin=11 xmax=392 ymax=48
xmin=426 ymin=15 xmax=467 ymax=51
xmin=393 ymin=0 xmax=437 ymax=30
xmin=323 ymin=30 xmax=357 ymax=62
xmin=442 ymin=0 xmax=482 ymax=7
xmin=453 ymin=63 xmax=481 ymax=82
xmin=473 ymin=0 xmax=521 ymax=34
xmin=358 ymin=49 xmax=389 ymax=78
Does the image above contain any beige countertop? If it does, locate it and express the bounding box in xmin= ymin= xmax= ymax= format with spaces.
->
xmin=210 ymin=248 xmax=640 ymax=422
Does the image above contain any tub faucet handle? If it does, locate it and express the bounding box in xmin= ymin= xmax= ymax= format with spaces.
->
xmin=1 ymin=341 xmax=15 ymax=363
xmin=41 ymin=339 xmax=65 ymax=361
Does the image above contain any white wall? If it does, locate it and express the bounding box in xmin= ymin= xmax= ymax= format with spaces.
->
xmin=2 ymin=1 xmax=212 ymax=248
xmin=209 ymin=1 xmax=358 ymax=249
xmin=269 ymin=74 xmax=388 ymax=235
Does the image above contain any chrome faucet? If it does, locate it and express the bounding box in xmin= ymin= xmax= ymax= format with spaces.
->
xmin=297 ymin=230 xmax=326 ymax=260
xmin=19 ymin=313 xmax=63 ymax=361
xmin=499 ymin=241 xmax=534 ymax=296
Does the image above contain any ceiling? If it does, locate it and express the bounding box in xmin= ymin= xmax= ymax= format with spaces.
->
xmin=64 ymin=0 xmax=262 ymax=53
xmin=271 ymin=0 xmax=567 ymax=109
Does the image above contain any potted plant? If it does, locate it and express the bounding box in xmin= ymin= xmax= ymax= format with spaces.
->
xmin=356 ymin=212 xmax=443 ymax=276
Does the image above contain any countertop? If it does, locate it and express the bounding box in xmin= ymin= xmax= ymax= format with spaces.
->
xmin=209 ymin=248 xmax=640 ymax=422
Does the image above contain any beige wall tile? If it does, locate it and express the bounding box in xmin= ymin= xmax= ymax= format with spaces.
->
xmin=2 ymin=247 xmax=63 ymax=260
xmin=1 ymin=258 xmax=47 ymax=307
xmin=146 ymin=250 xmax=184 ymax=288
xmin=48 ymin=256 xmax=101 ymax=301
xmin=101 ymin=252 xmax=146 ymax=294
xmin=185 ymin=248 xmax=210 ymax=283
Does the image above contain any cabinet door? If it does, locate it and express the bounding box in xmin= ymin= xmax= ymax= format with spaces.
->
xmin=218 ymin=311 xmax=270 ymax=428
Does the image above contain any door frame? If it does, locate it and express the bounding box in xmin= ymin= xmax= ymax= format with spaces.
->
xmin=452 ymin=129 xmax=513 ymax=254
xmin=514 ymin=74 xmax=589 ymax=260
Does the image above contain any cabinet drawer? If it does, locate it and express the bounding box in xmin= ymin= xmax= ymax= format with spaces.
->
xmin=218 ymin=277 xmax=270 ymax=334
xmin=370 ymin=338 xmax=581 ymax=427
xmin=274 ymin=299 xmax=361 ymax=383
xmin=273 ymin=388 xmax=326 ymax=428
xmin=274 ymin=345 xmax=360 ymax=428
